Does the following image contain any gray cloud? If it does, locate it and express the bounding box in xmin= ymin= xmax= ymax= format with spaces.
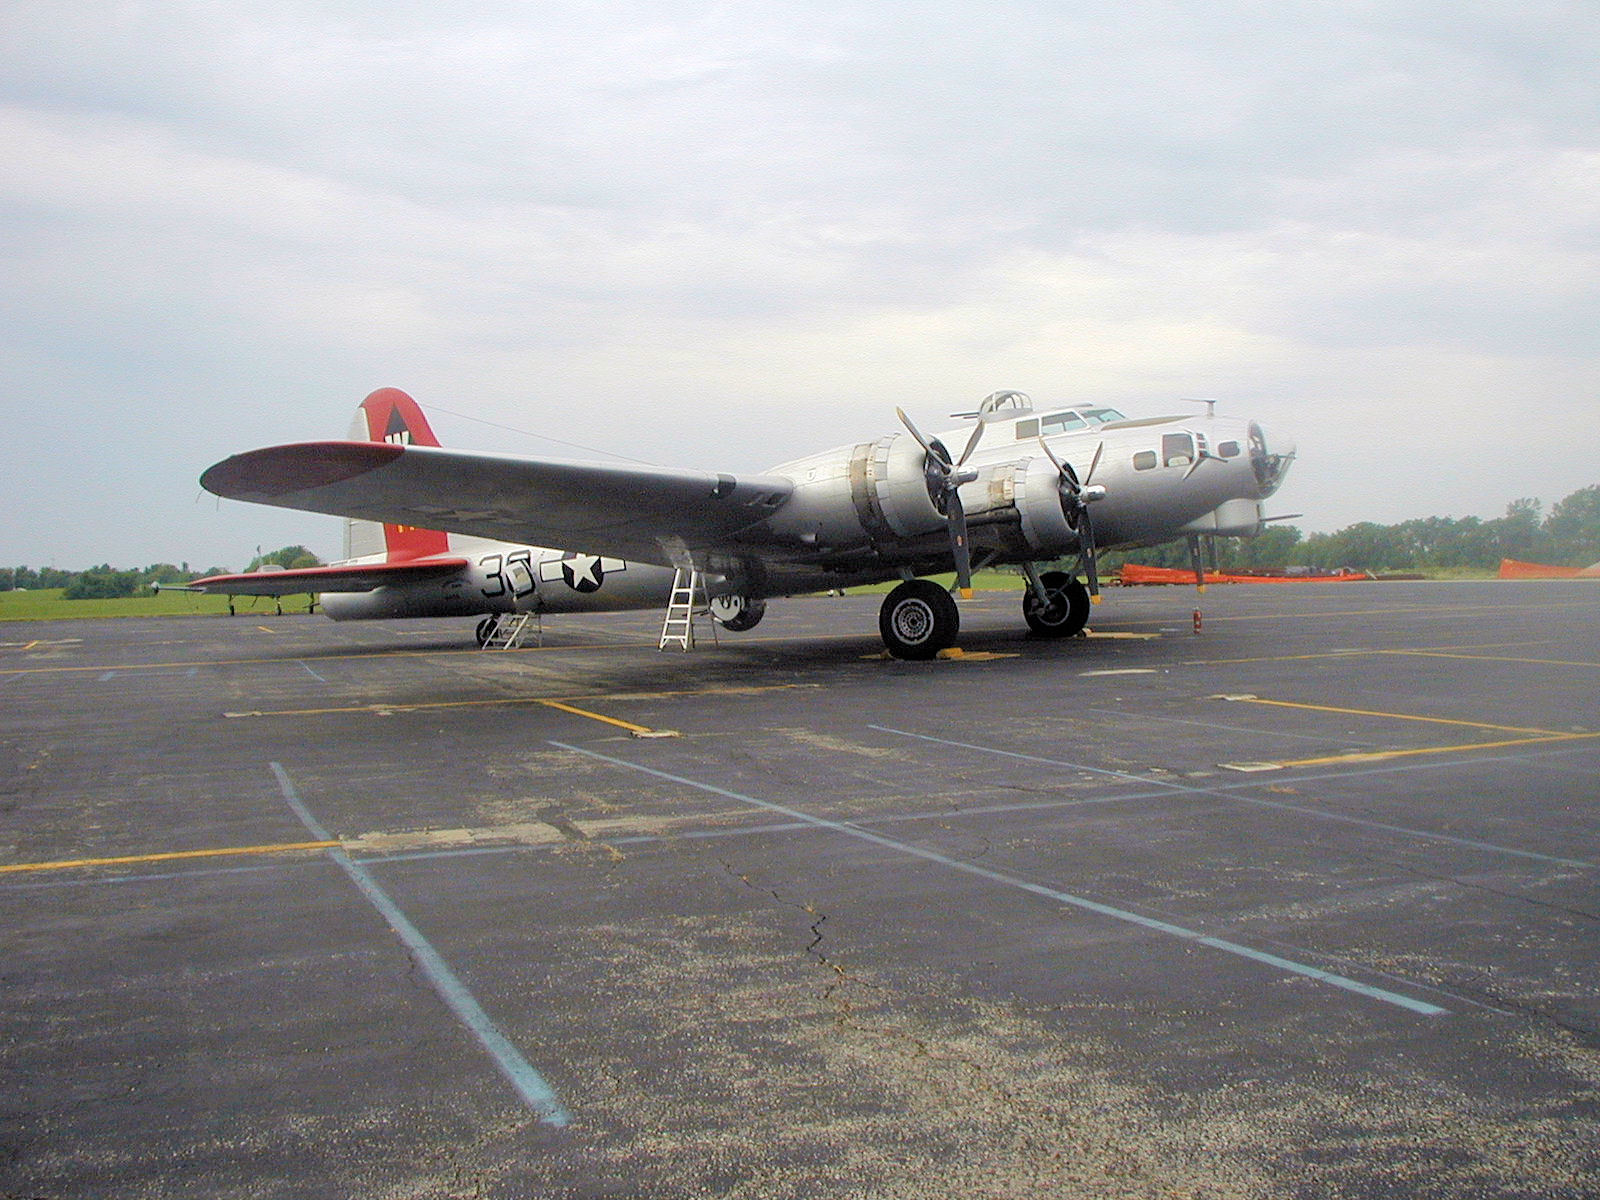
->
xmin=2 ymin=1 xmax=1596 ymax=568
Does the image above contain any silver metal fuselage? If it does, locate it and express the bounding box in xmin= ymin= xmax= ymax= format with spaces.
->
xmin=322 ymin=406 xmax=1292 ymax=616
xmin=319 ymin=538 xmax=679 ymax=621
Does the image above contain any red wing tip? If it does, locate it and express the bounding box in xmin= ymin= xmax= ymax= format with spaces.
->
xmin=201 ymin=441 xmax=404 ymax=499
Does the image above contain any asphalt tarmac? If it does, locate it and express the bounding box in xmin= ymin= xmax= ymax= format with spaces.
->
xmin=2 ymin=580 xmax=1598 ymax=1199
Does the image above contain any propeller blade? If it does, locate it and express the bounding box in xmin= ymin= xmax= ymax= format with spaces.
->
xmin=895 ymin=406 xmax=935 ymax=456
xmin=1037 ymin=436 xmax=1073 ymax=488
xmin=901 ymin=404 xmax=973 ymax=595
xmin=955 ymin=417 xmax=986 ymax=467
xmin=1037 ymin=433 xmax=1102 ymax=603
xmin=1083 ymin=441 xmax=1105 ymax=486
xmin=1079 ymin=510 xmax=1101 ymax=601
xmin=947 ymin=491 xmax=973 ymax=597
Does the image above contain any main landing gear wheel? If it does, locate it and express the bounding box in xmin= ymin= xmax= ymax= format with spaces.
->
xmin=1023 ymin=571 xmax=1091 ymax=637
xmin=475 ymin=615 xmax=501 ymax=647
xmin=709 ymin=594 xmax=766 ymax=632
xmin=879 ymin=579 xmax=960 ymax=660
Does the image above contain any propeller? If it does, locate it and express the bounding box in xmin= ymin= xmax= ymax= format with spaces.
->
xmin=1039 ymin=437 xmax=1107 ymax=601
xmin=896 ymin=407 xmax=985 ymax=596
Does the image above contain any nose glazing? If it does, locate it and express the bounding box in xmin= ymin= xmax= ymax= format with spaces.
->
xmin=1247 ymin=421 xmax=1295 ymax=498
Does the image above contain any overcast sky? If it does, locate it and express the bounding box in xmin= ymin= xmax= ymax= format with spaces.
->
xmin=4 ymin=1 xmax=1596 ymax=570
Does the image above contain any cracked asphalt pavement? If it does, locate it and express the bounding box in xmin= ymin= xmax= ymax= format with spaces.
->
xmin=2 ymin=581 xmax=1598 ymax=1198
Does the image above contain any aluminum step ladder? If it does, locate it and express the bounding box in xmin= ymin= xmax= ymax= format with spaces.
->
xmin=484 ymin=612 xmax=540 ymax=650
xmin=658 ymin=568 xmax=716 ymax=651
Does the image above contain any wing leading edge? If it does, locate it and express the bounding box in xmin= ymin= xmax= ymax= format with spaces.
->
xmin=200 ymin=442 xmax=795 ymax=568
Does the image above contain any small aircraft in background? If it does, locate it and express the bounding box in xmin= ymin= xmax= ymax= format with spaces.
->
xmin=177 ymin=390 xmax=761 ymax=646
xmin=199 ymin=387 xmax=1296 ymax=658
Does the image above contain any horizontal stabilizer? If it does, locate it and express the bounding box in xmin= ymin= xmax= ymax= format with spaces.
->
xmin=181 ymin=557 xmax=470 ymax=597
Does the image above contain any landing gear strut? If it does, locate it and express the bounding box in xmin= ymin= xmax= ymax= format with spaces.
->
xmin=878 ymin=579 xmax=960 ymax=660
xmin=1021 ymin=569 xmax=1091 ymax=638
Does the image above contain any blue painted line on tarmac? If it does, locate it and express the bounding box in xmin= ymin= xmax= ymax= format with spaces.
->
xmin=549 ymin=741 xmax=1447 ymax=1018
xmin=869 ymin=725 xmax=1596 ymax=871
xmin=297 ymin=660 xmax=328 ymax=683
xmin=269 ymin=763 xmax=571 ymax=1127
xmin=99 ymin=671 xmax=116 ymax=681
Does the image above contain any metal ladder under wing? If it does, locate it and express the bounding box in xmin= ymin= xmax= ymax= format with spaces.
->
xmin=484 ymin=612 xmax=540 ymax=650
xmin=658 ymin=568 xmax=715 ymax=651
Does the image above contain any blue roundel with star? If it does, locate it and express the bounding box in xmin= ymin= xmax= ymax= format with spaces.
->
xmin=559 ymin=552 xmax=605 ymax=592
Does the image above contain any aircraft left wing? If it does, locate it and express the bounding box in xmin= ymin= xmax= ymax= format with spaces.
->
xmin=201 ymin=442 xmax=796 ymax=568
xmin=171 ymin=557 xmax=471 ymax=598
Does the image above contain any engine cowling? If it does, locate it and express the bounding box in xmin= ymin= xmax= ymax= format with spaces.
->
xmin=1011 ymin=456 xmax=1080 ymax=556
xmin=764 ymin=434 xmax=951 ymax=548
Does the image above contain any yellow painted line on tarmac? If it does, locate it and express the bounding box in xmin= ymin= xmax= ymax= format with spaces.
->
xmin=535 ymin=698 xmax=657 ymax=735
xmin=0 ymin=839 xmax=341 ymax=875
xmin=1228 ymin=696 xmax=1572 ymax=737
xmin=1271 ymin=731 xmax=1600 ymax=769
xmin=224 ymin=682 xmax=808 ymax=721
xmin=226 ymin=695 xmax=545 ymax=718
xmin=1184 ymin=638 xmax=1567 ymax=667
xmin=0 ymin=641 xmax=648 ymax=677
xmin=1150 ymin=598 xmax=1600 ymax=626
xmin=1377 ymin=649 xmax=1600 ymax=669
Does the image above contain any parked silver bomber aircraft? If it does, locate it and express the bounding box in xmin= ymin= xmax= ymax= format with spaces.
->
xmin=178 ymin=390 xmax=731 ymax=645
xmin=199 ymin=387 xmax=1296 ymax=659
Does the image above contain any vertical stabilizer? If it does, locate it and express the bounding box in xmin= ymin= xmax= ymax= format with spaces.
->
xmin=342 ymin=389 xmax=451 ymax=561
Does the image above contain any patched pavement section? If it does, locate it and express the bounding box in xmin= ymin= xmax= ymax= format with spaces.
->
xmin=2 ymin=581 xmax=1598 ymax=1197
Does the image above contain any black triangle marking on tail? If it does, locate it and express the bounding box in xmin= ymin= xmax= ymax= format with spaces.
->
xmin=383 ymin=407 xmax=412 ymax=445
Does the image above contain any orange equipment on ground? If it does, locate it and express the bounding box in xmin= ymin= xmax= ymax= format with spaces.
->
xmin=1497 ymin=558 xmax=1600 ymax=579
xmin=1117 ymin=564 xmax=1371 ymax=586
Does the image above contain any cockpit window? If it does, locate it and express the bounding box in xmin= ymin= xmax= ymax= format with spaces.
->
xmin=1080 ymin=407 xmax=1125 ymax=424
xmin=1014 ymin=418 xmax=1040 ymax=439
xmin=1162 ymin=432 xmax=1195 ymax=467
xmin=1040 ymin=412 xmax=1088 ymax=435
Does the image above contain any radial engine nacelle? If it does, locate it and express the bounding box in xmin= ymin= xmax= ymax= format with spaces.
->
xmin=764 ymin=434 xmax=1083 ymax=558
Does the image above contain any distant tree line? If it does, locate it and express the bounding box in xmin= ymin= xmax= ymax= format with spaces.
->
xmin=1110 ymin=484 xmax=1600 ymax=575
xmin=7 ymin=486 xmax=1599 ymax=597
xmin=1 ymin=546 xmax=322 ymax=599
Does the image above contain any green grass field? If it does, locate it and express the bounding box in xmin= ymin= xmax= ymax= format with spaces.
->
xmin=0 ymin=574 xmax=1032 ymax=622
xmin=840 ymin=571 xmax=1026 ymax=595
xmin=0 ymin=588 xmax=305 ymax=621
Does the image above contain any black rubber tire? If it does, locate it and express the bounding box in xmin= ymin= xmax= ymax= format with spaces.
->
xmin=711 ymin=596 xmax=766 ymax=632
xmin=1022 ymin=571 xmax=1091 ymax=637
xmin=475 ymin=615 xmax=499 ymax=647
xmin=879 ymin=580 xmax=960 ymax=660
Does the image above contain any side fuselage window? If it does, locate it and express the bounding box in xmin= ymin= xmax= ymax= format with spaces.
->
xmin=1217 ymin=440 xmax=1240 ymax=458
xmin=1133 ymin=450 xmax=1158 ymax=470
xmin=1162 ymin=433 xmax=1195 ymax=467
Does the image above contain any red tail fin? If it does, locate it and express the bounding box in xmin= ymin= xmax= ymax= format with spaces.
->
xmin=352 ymin=388 xmax=449 ymax=560
xmin=355 ymin=387 xmax=442 ymax=448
